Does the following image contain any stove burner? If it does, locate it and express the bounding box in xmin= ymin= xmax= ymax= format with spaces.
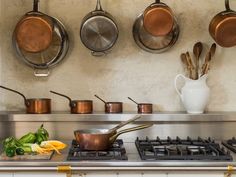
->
xmin=67 ymin=139 xmax=128 ymax=161
xmin=136 ymin=137 xmax=232 ymax=161
xmin=222 ymin=137 xmax=236 ymax=153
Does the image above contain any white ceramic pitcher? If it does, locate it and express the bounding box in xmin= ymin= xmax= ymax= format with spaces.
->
xmin=174 ymin=74 xmax=210 ymax=114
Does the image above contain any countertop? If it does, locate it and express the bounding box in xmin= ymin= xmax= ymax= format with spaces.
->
xmin=0 ymin=141 xmax=236 ymax=172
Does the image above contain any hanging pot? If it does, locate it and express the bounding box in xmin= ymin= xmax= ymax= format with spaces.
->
xmin=143 ymin=0 xmax=174 ymax=36
xmin=50 ymin=91 xmax=93 ymax=114
xmin=80 ymin=0 xmax=119 ymax=56
xmin=209 ymin=0 xmax=236 ymax=47
xmin=0 ymin=86 xmax=51 ymax=114
xmin=12 ymin=1 xmax=69 ymax=77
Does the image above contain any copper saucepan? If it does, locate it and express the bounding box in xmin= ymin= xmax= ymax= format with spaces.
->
xmin=0 ymin=86 xmax=51 ymax=114
xmin=14 ymin=0 xmax=53 ymax=53
xmin=143 ymin=0 xmax=174 ymax=36
xmin=128 ymin=97 xmax=153 ymax=114
xmin=50 ymin=91 xmax=93 ymax=114
xmin=94 ymin=95 xmax=123 ymax=113
xmin=74 ymin=115 xmax=153 ymax=150
xmin=209 ymin=0 xmax=236 ymax=47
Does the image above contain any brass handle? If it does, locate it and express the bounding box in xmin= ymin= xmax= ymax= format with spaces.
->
xmin=109 ymin=124 xmax=153 ymax=142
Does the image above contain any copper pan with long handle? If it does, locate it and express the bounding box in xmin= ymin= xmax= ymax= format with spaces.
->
xmin=74 ymin=124 xmax=153 ymax=151
xmin=209 ymin=0 xmax=236 ymax=47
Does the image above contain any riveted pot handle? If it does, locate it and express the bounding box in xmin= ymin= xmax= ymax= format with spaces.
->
xmin=95 ymin=0 xmax=103 ymax=11
xmin=33 ymin=0 xmax=39 ymax=12
xmin=225 ymin=0 xmax=231 ymax=11
xmin=174 ymin=74 xmax=186 ymax=99
xmin=34 ymin=68 xmax=50 ymax=77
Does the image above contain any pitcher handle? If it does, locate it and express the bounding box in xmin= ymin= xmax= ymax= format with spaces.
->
xmin=174 ymin=74 xmax=186 ymax=99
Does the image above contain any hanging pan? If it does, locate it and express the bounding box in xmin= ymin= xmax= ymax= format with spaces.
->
xmin=80 ymin=0 xmax=119 ymax=56
xmin=143 ymin=0 xmax=174 ymax=36
xmin=133 ymin=13 xmax=179 ymax=53
xmin=209 ymin=0 xmax=236 ymax=47
xmin=14 ymin=0 xmax=53 ymax=53
xmin=12 ymin=0 xmax=69 ymax=77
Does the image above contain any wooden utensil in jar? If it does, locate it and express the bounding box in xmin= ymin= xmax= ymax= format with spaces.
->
xmin=193 ymin=42 xmax=203 ymax=79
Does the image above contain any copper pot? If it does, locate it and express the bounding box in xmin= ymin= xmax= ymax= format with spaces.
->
xmin=0 ymin=86 xmax=51 ymax=114
xmin=209 ymin=0 xmax=236 ymax=47
xmin=14 ymin=0 xmax=53 ymax=53
xmin=74 ymin=115 xmax=152 ymax=150
xmin=94 ymin=95 xmax=123 ymax=113
xmin=143 ymin=0 xmax=174 ymax=36
xmin=50 ymin=91 xmax=93 ymax=114
xmin=128 ymin=97 xmax=153 ymax=114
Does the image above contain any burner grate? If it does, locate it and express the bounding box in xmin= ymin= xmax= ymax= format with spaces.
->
xmin=222 ymin=137 xmax=236 ymax=153
xmin=136 ymin=137 xmax=232 ymax=161
xmin=67 ymin=139 xmax=128 ymax=161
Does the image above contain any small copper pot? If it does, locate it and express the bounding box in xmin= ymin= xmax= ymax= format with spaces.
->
xmin=95 ymin=95 xmax=123 ymax=113
xmin=0 ymin=86 xmax=51 ymax=114
xmin=50 ymin=91 xmax=93 ymax=114
xmin=143 ymin=0 xmax=174 ymax=36
xmin=128 ymin=97 xmax=153 ymax=114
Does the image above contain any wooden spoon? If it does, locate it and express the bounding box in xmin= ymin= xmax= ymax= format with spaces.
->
xmin=209 ymin=43 xmax=216 ymax=61
xmin=180 ymin=53 xmax=191 ymax=78
xmin=193 ymin=42 xmax=203 ymax=79
xmin=186 ymin=52 xmax=195 ymax=79
xmin=201 ymin=52 xmax=211 ymax=76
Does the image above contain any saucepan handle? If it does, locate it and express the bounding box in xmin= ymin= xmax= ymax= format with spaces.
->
xmin=109 ymin=124 xmax=153 ymax=142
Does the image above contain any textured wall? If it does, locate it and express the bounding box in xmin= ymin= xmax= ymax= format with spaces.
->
xmin=0 ymin=0 xmax=236 ymax=112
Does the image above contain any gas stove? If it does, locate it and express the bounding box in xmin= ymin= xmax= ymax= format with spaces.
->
xmin=135 ymin=137 xmax=233 ymax=161
xmin=222 ymin=137 xmax=236 ymax=153
xmin=67 ymin=139 xmax=128 ymax=161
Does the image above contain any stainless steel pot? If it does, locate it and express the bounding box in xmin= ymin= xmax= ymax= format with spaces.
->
xmin=12 ymin=9 xmax=69 ymax=77
xmin=80 ymin=0 xmax=119 ymax=56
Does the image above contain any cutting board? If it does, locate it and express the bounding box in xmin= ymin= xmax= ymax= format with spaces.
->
xmin=0 ymin=151 xmax=54 ymax=160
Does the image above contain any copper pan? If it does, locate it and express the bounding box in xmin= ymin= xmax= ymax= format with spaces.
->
xmin=209 ymin=0 xmax=236 ymax=47
xmin=14 ymin=0 xmax=53 ymax=53
xmin=74 ymin=115 xmax=152 ymax=150
xmin=0 ymin=86 xmax=51 ymax=114
xmin=50 ymin=91 xmax=93 ymax=114
xmin=94 ymin=95 xmax=123 ymax=113
xmin=143 ymin=0 xmax=174 ymax=36
xmin=128 ymin=97 xmax=153 ymax=114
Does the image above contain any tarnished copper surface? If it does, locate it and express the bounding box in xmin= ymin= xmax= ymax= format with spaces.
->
xmin=209 ymin=14 xmax=236 ymax=47
xmin=15 ymin=16 xmax=53 ymax=53
xmin=70 ymin=100 xmax=93 ymax=114
xmin=105 ymin=102 xmax=123 ymax=113
xmin=26 ymin=99 xmax=51 ymax=114
xmin=137 ymin=104 xmax=153 ymax=114
xmin=143 ymin=5 xmax=174 ymax=36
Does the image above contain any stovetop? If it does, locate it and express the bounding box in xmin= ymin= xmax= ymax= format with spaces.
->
xmin=222 ymin=137 xmax=236 ymax=153
xmin=67 ymin=139 xmax=128 ymax=161
xmin=135 ymin=137 xmax=233 ymax=161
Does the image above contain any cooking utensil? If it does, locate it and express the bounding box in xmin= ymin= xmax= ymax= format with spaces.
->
xmin=80 ymin=0 xmax=119 ymax=56
xmin=14 ymin=0 xmax=53 ymax=53
xmin=210 ymin=43 xmax=217 ymax=59
xmin=12 ymin=6 xmax=69 ymax=77
xmin=186 ymin=52 xmax=195 ymax=80
xmin=74 ymin=115 xmax=153 ymax=150
xmin=128 ymin=97 xmax=153 ymax=114
xmin=143 ymin=0 xmax=174 ymax=36
xmin=94 ymin=95 xmax=123 ymax=113
xmin=209 ymin=0 xmax=236 ymax=47
xmin=0 ymin=86 xmax=51 ymax=114
xmin=180 ymin=53 xmax=190 ymax=77
xmin=201 ymin=52 xmax=211 ymax=76
xmin=133 ymin=13 xmax=179 ymax=53
xmin=193 ymin=42 xmax=203 ymax=79
xmin=50 ymin=91 xmax=93 ymax=114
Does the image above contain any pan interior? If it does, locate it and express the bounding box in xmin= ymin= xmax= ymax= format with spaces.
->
xmin=75 ymin=129 xmax=110 ymax=134
xmin=80 ymin=16 xmax=118 ymax=52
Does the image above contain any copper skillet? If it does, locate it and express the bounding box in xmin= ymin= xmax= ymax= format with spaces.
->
xmin=143 ymin=0 xmax=174 ymax=36
xmin=95 ymin=95 xmax=122 ymax=113
xmin=128 ymin=97 xmax=153 ymax=114
xmin=74 ymin=115 xmax=153 ymax=150
xmin=14 ymin=0 xmax=53 ymax=53
xmin=0 ymin=86 xmax=51 ymax=114
xmin=50 ymin=91 xmax=93 ymax=114
xmin=209 ymin=0 xmax=236 ymax=47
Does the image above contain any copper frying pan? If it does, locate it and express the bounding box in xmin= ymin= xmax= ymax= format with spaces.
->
xmin=209 ymin=0 xmax=236 ymax=47
xmin=14 ymin=0 xmax=53 ymax=53
xmin=74 ymin=115 xmax=153 ymax=150
xmin=143 ymin=0 xmax=174 ymax=36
